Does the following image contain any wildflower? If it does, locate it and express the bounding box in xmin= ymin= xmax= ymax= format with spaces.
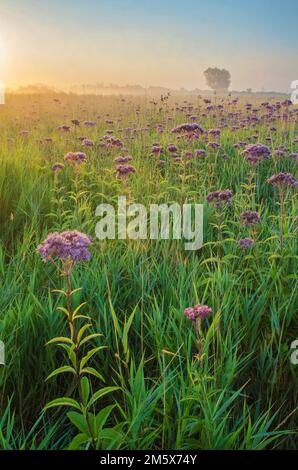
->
xmin=183 ymin=150 xmax=193 ymax=159
xmin=171 ymin=123 xmax=205 ymax=135
xmin=196 ymin=149 xmax=206 ymax=158
xmin=64 ymin=151 xmax=87 ymax=164
xmin=37 ymin=230 xmax=92 ymax=263
xmin=207 ymin=141 xmax=220 ymax=150
xmin=52 ymin=163 xmax=64 ymax=172
xmin=82 ymin=139 xmax=94 ymax=147
xmin=242 ymin=143 xmax=270 ymax=165
xmin=238 ymin=238 xmax=254 ymax=249
xmin=168 ymin=144 xmax=178 ymax=153
xmin=184 ymin=304 xmax=213 ymax=321
xmin=267 ymin=172 xmax=297 ymax=188
xmin=114 ymin=156 xmax=133 ymax=163
xmin=152 ymin=145 xmax=163 ymax=156
xmin=241 ymin=210 xmax=261 ymax=227
xmin=206 ymin=189 xmax=233 ymax=209
xmin=274 ymin=149 xmax=285 ymax=157
xmin=116 ymin=165 xmax=136 ymax=178
xmin=282 ymin=99 xmax=292 ymax=106
xmin=57 ymin=125 xmax=70 ymax=132
xmin=105 ymin=135 xmax=124 ymax=148
xmin=208 ymin=128 xmax=221 ymax=138
xmin=84 ymin=121 xmax=96 ymax=127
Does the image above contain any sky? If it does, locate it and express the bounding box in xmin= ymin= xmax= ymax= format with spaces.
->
xmin=0 ymin=0 xmax=298 ymax=92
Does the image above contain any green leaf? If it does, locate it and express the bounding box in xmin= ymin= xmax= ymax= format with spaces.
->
xmin=122 ymin=306 xmax=137 ymax=361
xmin=51 ymin=289 xmax=67 ymax=296
xmin=77 ymin=324 xmax=92 ymax=344
xmin=75 ymin=315 xmax=92 ymax=320
xmin=81 ymin=376 xmax=90 ymax=406
xmin=46 ymin=366 xmax=76 ymax=381
xmin=87 ymin=387 xmax=120 ymax=409
xmin=81 ymin=367 xmax=105 ymax=382
xmin=70 ymin=288 xmax=82 ymax=296
xmin=80 ymin=333 xmax=103 ymax=347
xmin=80 ymin=347 xmax=102 ymax=370
xmin=46 ymin=337 xmax=74 ymax=346
xmin=43 ymin=397 xmax=81 ymax=412
xmin=97 ymin=427 xmax=122 ymax=444
xmin=57 ymin=307 xmax=70 ymax=317
xmin=96 ymin=404 xmax=116 ymax=430
xmin=68 ymin=347 xmax=77 ymax=369
xmin=67 ymin=411 xmax=89 ymax=435
xmin=68 ymin=433 xmax=90 ymax=450
xmin=72 ymin=302 xmax=87 ymax=319
xmin=108 ymin=301 xmax=121 ymax=337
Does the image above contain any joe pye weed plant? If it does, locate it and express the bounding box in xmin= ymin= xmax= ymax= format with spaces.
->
xmin=37 ymin=230 xmax=121 ymax=449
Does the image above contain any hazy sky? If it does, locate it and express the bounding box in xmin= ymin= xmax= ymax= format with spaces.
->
xmin=0 ymin=0 xmax=298 ymax=91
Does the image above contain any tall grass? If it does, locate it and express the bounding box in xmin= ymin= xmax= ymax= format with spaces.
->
xmin=0 ymin=93 xmax=297 ymax=449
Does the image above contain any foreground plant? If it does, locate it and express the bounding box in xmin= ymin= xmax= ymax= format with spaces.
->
xmin=267 ymin=172 xmax=297 ymax=255
xmin=242 ymin=144 xmax=270 ymax=207
xmin=37 ymin=230 xmax=120 ymax=449
xmin=206 ymin=189 xmax=233 ymax=266
xmin=184 ymin=304 xmax=213 ymax=363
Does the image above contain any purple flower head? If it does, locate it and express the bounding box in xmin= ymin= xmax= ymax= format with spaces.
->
xmin=196 ymin=149 xmax=206 ymax=158
xmin=241 ymin=210 xmax=261 ymax=227
xmin=282 ymin=99 xmax=292 ymax=107
xmin=207 ymin=141 xmax=220 ymax=150
xmin=37 ymin=230 xmax=92 ymax=263
xmin=84 ymin=121 xmax=96 ymax=127
xmin=208 ymin=128 xmax=221 ymax=138
xmin=82 ymin=138 xmax=94 ymax=147
xmin=57 ymin=125 xmax=70 ymax=132
xmin=238 ymin=238 xmax=254 ymax=249
xmin=168 ymin=144 xmax=178 ymax=153
xmin=184 ymin=304 xmax=213 ymax=321
xmin=64 ymin=151 xmax=87 ymax=164
xmin=116 ymin=165 xmax=136 ymax=178
xmin=206 ymin=189 xmax=233 ymax=209
xmin=52 ymin=163 xmax=64 ymax=172
xmin=75 ymin=152 xmax=87 ymax=162
xmin=114 ymin=155 xmax=133 ymax=164
xmin=267 ymin=172 xmax=298 ymax=188
xmin=183 ymin=150 xmax=193 ymax=159
xmin=152 ymin=145 xmax=163 ymax=155
xmin=242 ymin=143 xmax=270 ymax=165
xmin=171 ymin=123 xmax=205 ymax=137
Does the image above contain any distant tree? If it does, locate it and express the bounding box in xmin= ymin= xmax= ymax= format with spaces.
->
xmin=203 ymin=67 xmax=231 ymax=93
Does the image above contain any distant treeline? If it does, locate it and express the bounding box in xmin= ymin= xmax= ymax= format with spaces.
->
xmin=6 ymin=83 xmax=288 ymax=97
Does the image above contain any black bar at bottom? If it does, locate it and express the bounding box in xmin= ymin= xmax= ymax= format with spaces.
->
xmin=0 ymin=450 xmax=295 ymax=467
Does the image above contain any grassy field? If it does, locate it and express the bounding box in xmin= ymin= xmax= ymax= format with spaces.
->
xmin=0 ymin=93 xmax=297 ymax=450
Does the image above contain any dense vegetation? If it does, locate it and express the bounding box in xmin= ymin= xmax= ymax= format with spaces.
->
xmin=0 ymin=93 xmax=297 ymax=449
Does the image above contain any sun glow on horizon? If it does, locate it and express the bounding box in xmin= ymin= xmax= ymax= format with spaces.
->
xmin=0 ymin=33 xmax=9 ymax=73
xmin=0 ymin=0 xmax=298 ymax=92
